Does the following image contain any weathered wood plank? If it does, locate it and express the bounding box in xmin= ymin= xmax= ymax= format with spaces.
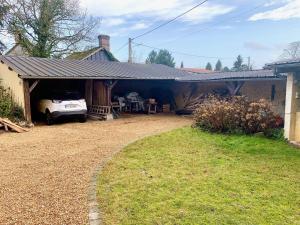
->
xmin=29 ymin=80 xmax=40 ymax=93
xmin=23 ymin=80 xmax=32 ymax=122
xmin=0 ymin=118 xmax=29 ymax=133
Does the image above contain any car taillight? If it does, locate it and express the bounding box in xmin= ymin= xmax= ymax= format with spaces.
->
xmin=52 ymin=100 xmax=62 ymax=103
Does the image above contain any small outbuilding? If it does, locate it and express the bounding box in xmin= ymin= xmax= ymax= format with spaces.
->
xmin=0 ymin=56 xmax=193 ymax=122
xmin=0 ymin=55 xmax=286 ymax=123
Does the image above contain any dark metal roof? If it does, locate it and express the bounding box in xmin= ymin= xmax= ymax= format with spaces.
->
xmin=0 ymin=56 xmax=284 ymax=82
xmin=266 ymin=58 xmax=300 ymax=67
xmin=0 ymin=56 xmax=192 ymax=80
xmin=265 ymin=58 xmax=300 ymax=73
xmin=176 ymin=69 xmax=283 ymax=82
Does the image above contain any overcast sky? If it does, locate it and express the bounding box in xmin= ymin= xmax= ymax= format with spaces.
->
xmin=79 ymin=0 xmax=300 ymax=69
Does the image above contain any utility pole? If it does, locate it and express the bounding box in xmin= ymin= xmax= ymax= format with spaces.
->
xmin=128 ymin=38 xmax=132 ymax=63
xmin=247 ymin=57 xmax=251 ymax=70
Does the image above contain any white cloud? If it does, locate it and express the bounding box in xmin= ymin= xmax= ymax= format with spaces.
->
xmin=129 ymin=23 xmax=150 ymax=30
xmin=181 ymin=4 xmax=234 ymax=24
xmin=244 ymin=41 xmax=271 ymax=51
xmin=80 ymin=0 xmax=234 ymax=24
xmin=264 ymin=0 xmax=289 ymax=7
xmin=101 ymin=18 xmax=125 ymax=27
xmin=80 ymin=0 xmax=186 ymax=17
xmin=249 ymin=0 xmax=300 ymax=21
xmin=216 ymin=25 xmax=234 ymax=30
xmin=103 ymin=22 xmax=151 ymax=37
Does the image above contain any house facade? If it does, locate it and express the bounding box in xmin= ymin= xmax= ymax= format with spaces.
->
xmin=67 ymin=35 xmax=118 ymax=62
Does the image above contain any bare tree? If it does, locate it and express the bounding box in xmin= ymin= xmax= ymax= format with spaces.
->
xmin=0 ymin=40 xmax=5 ymax=54
xmin=1 ymin=0 xmax=99 ymax=57
xmin=0 ymin=2 xmax=8 ymax=54
xmin=281 ymin=41 xmax=300 ymax=60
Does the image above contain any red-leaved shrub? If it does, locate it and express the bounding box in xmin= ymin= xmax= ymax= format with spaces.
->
xmin=193 ymin=95 xmax=281 ymax=134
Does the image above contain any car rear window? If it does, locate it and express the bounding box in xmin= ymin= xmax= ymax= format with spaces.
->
xmin=50 ymin=91 xmax=82 ymax=100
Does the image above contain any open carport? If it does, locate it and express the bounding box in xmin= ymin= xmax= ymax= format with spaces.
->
xmin=0 ymin=56 xmax=192 ymax=122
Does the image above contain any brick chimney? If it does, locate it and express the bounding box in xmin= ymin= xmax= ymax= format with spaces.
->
xmin=98 ymin=35 xmax=110 ymax=51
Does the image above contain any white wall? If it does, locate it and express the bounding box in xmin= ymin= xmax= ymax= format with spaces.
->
xmin=0 ymin=62 xmax=25 ymax=109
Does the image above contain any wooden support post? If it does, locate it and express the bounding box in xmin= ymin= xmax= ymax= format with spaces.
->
xmin=105 ymin=80 xmax=118 ymax=106
xmin=23 ymin=80 xmax=32 ymax=123
xmin=226 ymin=81 xmax=245 ymax=96
xmin=111 ymin=80 xmax=118 ymax=89
xmin=29 ymin=80 xmax=40 ymax=93
xmin=85 ymin=80 xmax=93 ymax=107
xmin=106 ymin=85 xmax=111 ymax=106
xmin=93 ymin=81 xmax=107 ymax=106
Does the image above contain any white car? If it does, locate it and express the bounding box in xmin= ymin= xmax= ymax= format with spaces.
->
xmin=37 ymin=91 xmax=87 ymax=125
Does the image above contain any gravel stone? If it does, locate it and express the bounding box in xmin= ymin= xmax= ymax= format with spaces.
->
xmin=0 ymin=115 xmax=191 ymax=224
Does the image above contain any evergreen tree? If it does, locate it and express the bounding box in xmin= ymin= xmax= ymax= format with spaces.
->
xmin=205 ymin=62 xmax=212 ymax=71
xmin=145 ymin=49 xmax=175 ymax=67
xmin=215 ymin=59 xmax=222 ymax=71
xmin=223 ymin=66 xmax=230 ymax=72
xmin=145 ymin=50 xmax=157 ymax=64
xmin=232 ymin=55 xmax=248 ymax=71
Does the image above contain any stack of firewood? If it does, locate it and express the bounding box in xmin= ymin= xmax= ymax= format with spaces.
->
xmin=0 ymin=118 xmax=29 ymax=133
xmin=182 ymin=94 xmax=206 ymax=111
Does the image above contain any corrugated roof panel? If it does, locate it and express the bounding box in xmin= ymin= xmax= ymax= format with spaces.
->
xmin=176 ymin=69 xmax=282 ymax=81
xmin=0 ymin=56 xmax=282 ymax=81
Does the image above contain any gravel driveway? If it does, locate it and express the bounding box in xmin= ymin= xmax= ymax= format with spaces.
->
xmin=0 ymin=114 xmax=191 ymax=225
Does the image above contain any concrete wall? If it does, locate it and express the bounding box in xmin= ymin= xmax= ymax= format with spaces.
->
xmin=0 ymin=63 xmax=25 ymax=109
xmin=240 ymin=80 xmax=286 ymax=116
xmin=284 ymin=73 xmax=300 ymax=142
xmin=173 ymin=80 xmax=286 ymax=116
xmin=295 ymin=74 xmax=300 ymax=142
xmin=295 ymin=112 xmax=300 ymax=141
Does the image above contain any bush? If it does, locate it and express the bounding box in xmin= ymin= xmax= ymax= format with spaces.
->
xmin=264 ymin=128 xmax=285 ymax=141
xmin=0 ymin=82 xmax=24 ymax=120
xmin=193 ymin=95 xmax=281 ymax=135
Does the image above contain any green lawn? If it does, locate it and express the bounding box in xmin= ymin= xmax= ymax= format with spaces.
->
xmin=97 ymin=127 xmax=300 ymax=225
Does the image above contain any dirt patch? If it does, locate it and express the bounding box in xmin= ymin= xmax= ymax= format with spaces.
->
xmin=0 ymin=114 xmax=191 ymax=224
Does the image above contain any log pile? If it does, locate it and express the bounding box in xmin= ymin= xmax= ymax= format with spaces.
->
xmin=0 ymin=118 xmax=29 ymax=133
xmin=182 ymin=94 xmax=206 ymax=111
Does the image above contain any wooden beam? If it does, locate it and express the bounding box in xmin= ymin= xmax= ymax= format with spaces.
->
xmin=85 ymin=80 xmax=93 ymax=107
xmin=23 ymin=80 xmax=32 ymax=123
xmin=93 ymin=81 xmax=107 ymax=106
xmin=235 ymin=81 xmax=244 ymax=95
xmin=29 ymin=80 xmax=40 ymax=93
xmin=106 ymin=85 xmax=111 ymax=106
xmin=104 ymin=80 xmax=119 ymax=106
xmin=110 ymin=80 xmax=118 ymax=89
xmin=225 ymin=81 xmax=245 ymax=96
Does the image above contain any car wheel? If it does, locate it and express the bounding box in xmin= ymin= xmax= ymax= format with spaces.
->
xmin=46 ymin=111 xmax=54 ymax=125
xmin=79 ymin=115 xmax=87 ymax=123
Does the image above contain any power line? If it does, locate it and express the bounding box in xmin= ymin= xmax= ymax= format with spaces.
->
xmin=133 ymin=41 xmax=235 ymax=60
xmin=157 ymin=2 xmax=266 ymax=47
xmin=132 ymin=0 xmax=209 ymax=40
xmin=115 ymin=41 xmax=129 ymax=53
